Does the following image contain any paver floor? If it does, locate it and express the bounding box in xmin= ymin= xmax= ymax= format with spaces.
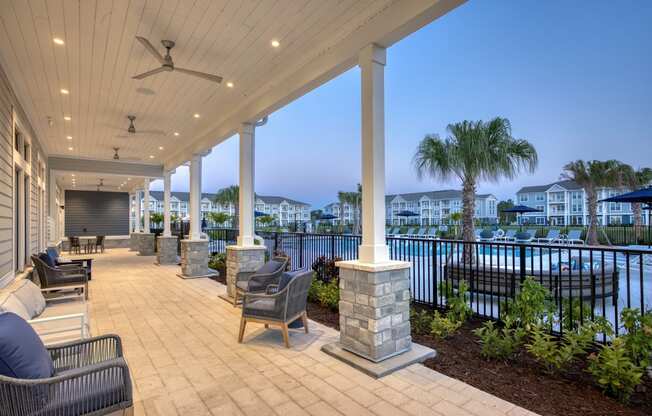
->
xmin=80 ymin=248 xmax=538 ymax=416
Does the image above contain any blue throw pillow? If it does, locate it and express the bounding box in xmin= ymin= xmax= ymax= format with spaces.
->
xmin=46 ymin=248 xmax=59 ymax=265
xmin=278 ymin=271 xmax=298 ymax=292
xmin=0 ymin=312 xmax=54 ymax=379
xmin=39 ymin=252 xmax=55 ymax=268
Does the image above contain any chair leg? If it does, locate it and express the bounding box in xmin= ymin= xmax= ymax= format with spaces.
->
xmin=281 ymin=323 xmax=290 ymax=348
xmin=233 ymin=291 xmax=238 ymax=307
xmin=301 ymin=312 xmax=309 ymax=334
xmin=238 ymin=317 xmax=247 ymax=343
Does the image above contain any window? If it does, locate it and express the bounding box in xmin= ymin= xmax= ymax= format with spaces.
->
xmin=519 ymin=194 xmax=528 ymax=202
xmin=535 ymin=194 xmax=545 ymax=201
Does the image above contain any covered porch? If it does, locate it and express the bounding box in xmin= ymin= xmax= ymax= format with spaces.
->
xmin=83 ymin=248 xmax=533 ymax=416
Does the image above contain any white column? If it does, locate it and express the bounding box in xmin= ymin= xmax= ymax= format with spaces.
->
xmin=189 ymin=154 xmax=203 ymax=240
xmin=163 ymin=170 xmax=174 ymax=237
xmin=237 ymin=123 xmax=256 ymax=247
xmin=134 ymin=189 xmax=142 ymax=232
xmin=358 ymin=44 xmax=389 ymax=264
xmin=143 ymin=179 xmax=151 ymax=233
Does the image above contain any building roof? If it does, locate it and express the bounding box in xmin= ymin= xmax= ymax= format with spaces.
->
xmin=147 ymin=191 xmax=308 ymax=207
xmin=385 ymin=190 xmax=495 ymax=203
xmin=517 ymin=180 xmax=582 ymax=194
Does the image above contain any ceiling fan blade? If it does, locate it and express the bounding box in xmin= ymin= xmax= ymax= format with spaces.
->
xmin=135 ymin=36 xmax=166 ymax=64
xmin=175 ymin=67 xmax=223 ymax=83
xmin=132 ymin=66 xmax=167 ymax=80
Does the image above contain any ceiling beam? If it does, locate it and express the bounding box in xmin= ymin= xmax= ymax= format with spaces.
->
xmin=49 ymin=156 xmax=164 ymax=178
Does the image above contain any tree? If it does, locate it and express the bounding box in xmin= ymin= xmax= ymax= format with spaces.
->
xmin=561 ymin=160 xmax=629 ymax=245
xmin=414 ymin=118 xmax=538 ymax=251
xmin=214 ymin=185 xmax=239 ymax=228
xmin=207 ymin=211 xmax=230 ymax=227
xmin=498 ymin=199 xmax=516 ymax=224
xmin=150 ymin=212 xmax=163 ymax=226
xmin=623 ymin=167 xmax=652 ymax=228
xmin=257 ymin=215 xmax=275 ymax=228
xmin=338 ymin=183 xmax=362 ymax=234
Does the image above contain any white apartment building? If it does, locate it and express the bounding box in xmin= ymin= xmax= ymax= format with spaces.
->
xmin=323 ymin=190 xmax=498 ymax=226
xmin=516 ymin=180 xmax=649 ymax=226
xmin=137 ymin=192 xmax=310 ymax=227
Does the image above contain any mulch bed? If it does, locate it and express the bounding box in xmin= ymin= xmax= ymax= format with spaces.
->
xmin=307 ymin=301 xmax=652 ymax=416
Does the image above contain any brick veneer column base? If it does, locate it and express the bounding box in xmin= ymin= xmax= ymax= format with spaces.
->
xmin=219 ymin=245 xmax=266 ymax=304
xmin=137 ymin=233 xmax=155 ymax=256
xmin=129 ymin=233 xmax=139 ymax=251
xmin=321 ymin=260 xmax=435 ymax=377
xmin=156 ymin=236 xmax=178 ymax=265
xmin=178 ymin=239 xmax=214 ymax=279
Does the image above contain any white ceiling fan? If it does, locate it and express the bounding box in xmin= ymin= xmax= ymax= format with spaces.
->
xmin=112 ymin=115 xmax=165 ymax=138
xmin=132 ymin=36 xmax=223 ymax=83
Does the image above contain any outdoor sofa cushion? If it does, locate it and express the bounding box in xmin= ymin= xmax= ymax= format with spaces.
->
xmin=277 ymin=271 xmax=296 ymax=291
xmin=12 ymin=279 xmax=46 ymax=317
xmin=257 ymin=259 xmax=284 ymax=275
xmin=40 ymin=251 xmax=57 ymax=267
xmin=0 ymin=312 xmax=54 ymax=379
xmin=0 ymin=293 xmax=31 ymax=321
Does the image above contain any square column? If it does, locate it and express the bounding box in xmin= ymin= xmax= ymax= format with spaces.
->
xmin=238 ymin=123 xmax=256 ymax=247
xmin=163 ymin=170 xmax=174 ymax=237
xmin=143 ymin=178 xmax=151 ymax=233
xmin=134 ymin=189 xmax=141 ymax=232
xmin=359 ymin=44 xmax=389 ymax=264
xmin=189 ymin=154 xmax=202 ymax=241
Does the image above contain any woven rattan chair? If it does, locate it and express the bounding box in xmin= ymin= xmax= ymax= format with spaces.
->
xmin=238 ymin=269 xmax=313 ymax=348
xmin=233 ymin=256 xmax=288 ymax=306
xmin=31 ymin=255 xmax=89 ymax=300
xmin=0 ymin=334 xmax=133 ymax=416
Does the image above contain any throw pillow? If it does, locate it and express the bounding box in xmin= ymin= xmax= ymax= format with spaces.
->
xmin=0 ymin=312 xmax=54 ymax=379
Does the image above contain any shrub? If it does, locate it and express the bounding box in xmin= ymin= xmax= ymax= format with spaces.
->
xmin=311 ymin=256 xmax=341 ymax=283
xmin=588 ymin=338 xmax=643 ymax=403
xmin=441 ymin=280 xmax=472 ymax=323
xmin=473 ymin=319 xmax=525 ymax=360
xmin=308 ymin=278 xmax=322 ymax=303
xmin=501 ymin=277 xmax=553 ymax=331
xmin=208 ymin=252 xmax=226 ymax=273
xmin=620 ymin=308 xmax=652 ymax=367
xmin=430 ymin=311 xmax=461 ymax=339
xmin=308 ymin=277 xmax=339 ymax=311
xmin=560 ymin=298 xmax=594 ymax=331
xmin=410 ymin=308 xmax=434 ymax=335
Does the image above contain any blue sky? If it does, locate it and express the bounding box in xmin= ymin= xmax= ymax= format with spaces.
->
xmin=153 ymin=0 xmax=652 ymax=209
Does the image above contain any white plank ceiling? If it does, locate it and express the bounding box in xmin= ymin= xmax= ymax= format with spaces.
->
xmin=0 ymin=0 xmax=461 ymax=169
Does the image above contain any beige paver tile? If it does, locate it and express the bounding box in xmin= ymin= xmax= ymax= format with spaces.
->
xmin=368 ymin=400 xmax=409 ymax=416
xmin=304 ymin=401 xmax=343 ymax=416
xmin=432 ymin=400 xmax=474 ymax=416
xmin=286 ymin=386 xmax=321 ymax=408
xmin=257 ymin=386 xmax=291 ymax=408
xmin=344 ymin=385 xmax=379 ymax=407
xmin=272 ymin=401 xmax=309 ymax=416
xmin=373 ymin=386 xmax=411 ymax=407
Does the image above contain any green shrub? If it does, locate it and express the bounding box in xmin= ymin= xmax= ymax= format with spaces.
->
xmin=619 ymin=308 xmax=652 ymax=368
xmin=501 ymin=277 xmax=553 ymax=331
xmin=526 ymin=320 xmax=604 ymax=373
xmin=208 ymin=252 xmax=226 ymax=272
xmin=560 ymin=298 xmax=594 ymax=331
xmin=308 ymin=278 xmax=323 ymax=303
xmin=410 ymin=308 xmax=433 ymax=336
xmin=430 ymin=311 xmax=461 ymax=339
xmin=317 ymin=279 xmax=339 ymax=310
xmin=441 ymin=280 xmax=472 ymax=323
xmin=588 ymin=338 xmax=643 ymax=403
xmin=473 ymin=319 xmax=525 ymax=360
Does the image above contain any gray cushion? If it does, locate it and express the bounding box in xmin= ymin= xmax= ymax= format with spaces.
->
xmin=257 ymin=260 xmax=283 ymax=275
xmin=278 ymin=271 xmax=299 ymax=292
xmin=0 ymin=294 xmax=31 ymax=321
xmin=12 ymin=280 xmax=46 ymax=317
xmin=246 ymin=298 xmax=276 ymax=312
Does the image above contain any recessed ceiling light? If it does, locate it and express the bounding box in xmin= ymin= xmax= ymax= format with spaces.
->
xmin=226 ymin=82 xmax=234 ymax=88
xmin=271 ymin=39 xmax=280 ymax=48
xmin=66 ymin=136 xmax=72 ymax=140
xmin=68 ymin=147 xmax=73 ymax=151
xmin=127 ymin=177 xmax=131 ymax=181
xmin=173 ymin=132 xmax=179 ymax=136
xmin=71 ymin=174 xmax=75 ymax=177
xmin=193 ymin=113 xmax=200 ymax=118
xmin=63 ymin=116 xmax=71 ymax=121
xmin=60 ymin=88 xmax=69 ymax=94
xmin=158 ymin=146 xmax=164 ymax=150
xmin=53 ymin=38 xmax=64 ymax=45
xmin=149 ymin=155 xmax=154 ymax=159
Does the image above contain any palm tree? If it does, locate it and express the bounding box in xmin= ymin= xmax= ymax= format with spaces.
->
xmin=214 ymin=185 xmax=239 ymax=228
xmin=338 ymin=183 xmax=362 ymax=234
xmin=414 ymin=118 xmax=538 ymax=249
xmin=623 ymin=167 xmax=652 ymax=228
xmin=561 ymin=160 xmax=629 ymax=245
xmin=207 ymin=211 xmax=230 ymax=227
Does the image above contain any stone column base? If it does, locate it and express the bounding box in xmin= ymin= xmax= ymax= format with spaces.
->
xmin=129 ymin=233 xmax=139 ymax=251
xmin=137 ymin=233 xmax=156 ymax=256
xmin=178 ymin=239 xmax=214 ymax=278
xmin=156 ymin=236 xmax=178 ymax=265
xmin=221 ymin=245 xmax=266 ymax=303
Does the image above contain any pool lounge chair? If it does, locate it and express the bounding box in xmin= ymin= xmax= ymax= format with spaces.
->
xmin=535 ymin=229 xmax=561 ymax=243
xmin=514 ymin=230 xmax=535 ymax=243
xmin=478 ymin=229 xmax=495 ymax=242
xmin=416 ymin=227 xmax=427 ymax=237
xmin=401 ymin=227 xmax=416 ymax=237
xmin=425 ymin=228 xmax=438 ymax=239
xmin=495 ymin=229 xmax=517 ymax=241
xmin=387 ymin=227 xmax=400 ymax=236
xmin=565 ymin=229 xmax=585 ymax=245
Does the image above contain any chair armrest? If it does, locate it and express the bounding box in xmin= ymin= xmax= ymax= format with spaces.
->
xmin=0 ymin=357 xmax=132 ymax=415
xmin=235 ymin=271 xmax=256 ymax=283
xmin=28 ymin=313 xmax=87 ymax=341
xmin=47 ymin=334 xmax=123 ymax=371
xmin=266 ymin=284 xmax=279 ymax=295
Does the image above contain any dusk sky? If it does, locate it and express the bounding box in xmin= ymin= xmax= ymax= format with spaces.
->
xmin=152 ymin=0 xmax=652 ymax=209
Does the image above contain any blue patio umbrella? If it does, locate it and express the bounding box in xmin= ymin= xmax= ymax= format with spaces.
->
xmin=254 ymin=210 xmax=267 ymax=217
xmin=318 ymin=214 xmax=338 ymax=220
xmin=501 ymin=205 xmax=543 ymax=230
xmin=396 ymin=210 xmax=419 ymax=226
xmin=601 ymin=188 xmax=652 ymax=246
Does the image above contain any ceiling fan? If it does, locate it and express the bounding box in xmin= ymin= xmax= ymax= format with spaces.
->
xmin=132 ymin=36 xmax=223 ymax=83
xmin=113 ymin=115 xmax=165 ymax=138
xmin=112 ymin=147 xmax=141 ymax=162
xmin=96 ymin=178 xmax=104 ymax=192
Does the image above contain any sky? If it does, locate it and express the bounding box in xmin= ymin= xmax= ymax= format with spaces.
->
xmin=152 ymin=0 xmax=652 ymax=209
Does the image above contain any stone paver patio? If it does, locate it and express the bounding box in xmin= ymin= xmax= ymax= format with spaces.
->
xmin=81 ymin=248 xmax=538 ymax=416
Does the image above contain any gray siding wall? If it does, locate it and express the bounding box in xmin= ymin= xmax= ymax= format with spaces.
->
xmin=65 ymin=191 xmax=129 ymax=236
xmin=0 ymin=70 xmax=13 ymax=279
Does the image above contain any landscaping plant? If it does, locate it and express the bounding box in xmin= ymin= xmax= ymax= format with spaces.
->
xmin=500 ymin=277 xmax=553 ymax=331
xmin=587 ymin=338 xmax=644 ymax=403
xmin=410 ymin=308 xmax=434 ymax=336
xmin=473 ymin=318 xmax=526 ymax=360
xmin=619 ymin=308 xmax=652 ymax=368
xmin=430 ymin=311 xmax=462 ymax=339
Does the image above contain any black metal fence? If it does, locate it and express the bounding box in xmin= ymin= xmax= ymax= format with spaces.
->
xmin=204 ymin=228 xmax=650 ymax=337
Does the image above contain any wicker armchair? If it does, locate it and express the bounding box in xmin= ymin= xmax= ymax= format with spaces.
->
xmin=0 ymin=335 xmax=133 ymax=416
xmin=238 ymin=269 xmax=313 ymax=348
xmin=233 ymin=256 xmax=288 ymax=306
xmin=31 ymin=255 xmax=89 ymax=300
